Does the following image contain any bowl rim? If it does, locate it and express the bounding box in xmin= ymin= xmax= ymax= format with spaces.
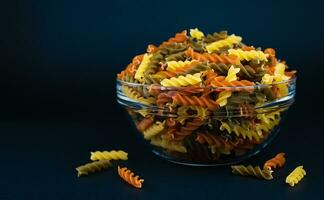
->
xmin=116 ymin=76 xmax=296 ymax=90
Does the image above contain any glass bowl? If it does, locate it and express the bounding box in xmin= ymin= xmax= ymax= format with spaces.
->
xmin=116 ymin=77 xmax=296 ymax=166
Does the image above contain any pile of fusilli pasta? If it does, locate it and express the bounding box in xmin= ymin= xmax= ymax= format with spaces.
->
xmin=117 ymin=28 xmax=296 ymax=164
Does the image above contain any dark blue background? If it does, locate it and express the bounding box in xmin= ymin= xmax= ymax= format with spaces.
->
xmin=1 ymin=0 xmax=324 ymax=199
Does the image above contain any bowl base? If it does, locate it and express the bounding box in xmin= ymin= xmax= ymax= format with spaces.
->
xmin=151 ymin=128 xmax=280 ymax=166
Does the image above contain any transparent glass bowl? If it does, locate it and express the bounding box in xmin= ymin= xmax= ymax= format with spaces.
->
xmin=116 ymin=77 xmax=296 ymax=166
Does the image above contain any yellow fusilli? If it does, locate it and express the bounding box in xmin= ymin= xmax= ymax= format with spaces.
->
xmin=166 ymin=60 xmax=193 ymax=72
xmin=206 ymin=34 xmax=242 ymax=53
xmin=134 ymin=53 xmax=153 ymax=82
xmin=143 ymin=121 xmax=165 ymax=139
xmin=190 ymin=28 xmax=204 ymax=40
xmin=90 ymin=150 xmax=128 ymax=161
xmin=160 ymin=73 xmax=202 ymax=87
xmin=216 ymin=91 xmax=232 ymax=107
xmin=286 ymin=166 xmax=306 ymax=186
xmin=228 ymin=49 xmax=268 ymax=62
xmin=225 ymin=66 xmax=240 ymax=82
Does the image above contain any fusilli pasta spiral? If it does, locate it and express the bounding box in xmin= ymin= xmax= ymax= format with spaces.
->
xmin=228 ymin=49 xmax=268 ymax=62
xmin=206 ymin=34 xmax=242 ymax=53
xmin=118 ymin=166 xmax=144 ymax=188
xmin=172 ymin=93 xmax=219 ymax=110
xmin=160 ymin=73 xmax=202 ymax=87
xmin=185 ymin=47 xmax=239 ymax=65
xmin=90 ymin=150 xmax=128 ymax=161
xmin=76 ymin=160 xmax=112 ymax=177
xmin=285 ymin=166 xmax=306 ymax=186
xmin=143 ymin=121 xmax=165 ymax=139
xmin=263 ymin=152 xmax=286 ymax=170
xmin=231 ymin=165 xmax=273 ymax=180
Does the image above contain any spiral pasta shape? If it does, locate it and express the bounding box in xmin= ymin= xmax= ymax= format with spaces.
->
xmin=210 ymin=80 xmax=255 ymax=90
xmin=231 ymin=165 xmax=273 ymax=180
xmin=76 ymin=160 xmax=112 ymax=177
xmin=263 ymin=153 xmax=286 ymax=170
xmin=185 ymin=47 xmax=239 ymax=65
xmin=171 ymin=118 xmax=205 ymax=141
xmin=228 ymin=49 xmax=268 ymax=62
xmin=165 ymin=51 xmax=186 ymax=61
xmin=134 ymin=53 xmax=153 ymax=82
xmin=121 ymin=85 xmax=155 ymax=105
xmin=90 ymin=150 xmax=128 ymax=161
xmin=190 ymin=28 xmax=204 ymax=40
xmin=225 ymin=66 xmax=240 ymax=82
xmin=166 ymin=60 xmax=194 ymax=72
xmin=172 ymin=93 xmax=219 ymax=110
xmin=196 ymin=132 xmax=235 ymax=155
xmin=150 ymin=136 xmax=187 ymax=153
xmin=146 ymin=44 xmax=158 ymax=53
xmin=156 ymin=92 xmax=176 ymax=106
xmin=136 ymin=117 xmax=154 ymax=132
xmin=117 ymin=54 xmax=144 ymax=80
xmin=160 ymin=31 xmax=187 ymax=47
xmin=118 ymin=166 xmax=144 ymax=188
xmin=286 ymin=166 xmax=306 ymax=187
xmin=143 ymin=121 xmax=165 ymax=139
xmin=206 ymin=34 xmax=242 ymax=53
xmin=220 ymin=121 xmax=261 ymax=141
xmin=160 ymin=73 xmax=202 ymax=87
xmin=204 ymin=31 xmax=228 ymax=43
xmin=216 ymin=91 xmax=232 ymax=107
xmin=176 ymin=106 xmax=208 ymax=123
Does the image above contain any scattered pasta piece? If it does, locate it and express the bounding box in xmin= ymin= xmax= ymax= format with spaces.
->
xmin=90 ymin=150 xmax=128 ymax=161
xmin=76 ymin=160 xmax=112 ymax=177
xmin=263 ymin=153 xmax=286 ymax=170
xmin=118 ymin=166 xmax=144 ymax=188
xmin=231 ymin=165 xmax=273 ymax=180
xmin=286 ymin=166 xmax=306 ymax=186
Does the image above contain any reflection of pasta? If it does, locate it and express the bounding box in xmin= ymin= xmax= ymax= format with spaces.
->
xmin=143 ymin=121 xmax=165 ymax=139
xmin=90 ymin=150 xmax=128 ymax=161
xmin=134 ymin=53 xmax=153 ymax=82
xmin=263 ymin=153 xmax=286 ymax=170
xmin=185 ymin=47 xmax=239 ymax=65
xmin=286 ymin=166 xmax=306 ymax=186
xmin=172 ymin=93 xmax=219 ymax=110
xmin=76 ymin=160 xmax=112 ymax=177
xmin=206 ymin=34 xmax=242 ymax=53
xmin=160 ymin=73 xmax=202 ymax=87
xmin=118 ymin=166 xmax=144 ymax=188
xmin=231 ymin=165 xmax=273 ymax=180
xmin=150 ymin=136 xmax=187 ymax=153
xmin=228 ymin=49 xmax=268 ymax=62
